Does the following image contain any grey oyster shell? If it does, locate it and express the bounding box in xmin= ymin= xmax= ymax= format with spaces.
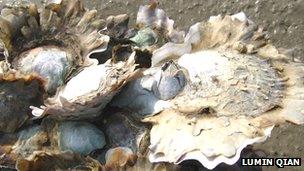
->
xmin=101 ymin=111 xmax=150 ymax=154
xmin=111 ymin=60 xmax=186 ymax=116
xmin=15 ymin=46 xmax=72 ymax=94
xmin=56 ymin=121 xmax=106 ymax=155
xmin=1 ymin=119 xmax=105 ymax=168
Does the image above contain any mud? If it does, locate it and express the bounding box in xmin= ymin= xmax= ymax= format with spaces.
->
xmin=0 ymin=0 xmax=303 ymax=170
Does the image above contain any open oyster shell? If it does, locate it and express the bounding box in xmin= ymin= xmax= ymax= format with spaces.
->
xmin=31 ymin=52 xmax=138 ymax=119
xmin=112 ymin=11 xmax=304 ymax=169
xmin=0 ymin=0 xmax=139 ymax=120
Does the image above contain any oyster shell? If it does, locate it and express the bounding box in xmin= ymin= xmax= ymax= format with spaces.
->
xmin=0 ymin=74 xmax=44 ymax=133
xmin=0 ymin=0 xmax=138 ymax=119
xmin=101 ymin=110 xmax=150 ymax=154
xmin=111 ymin=60 xmax=186 ymax=116
xmin=0 ymin=1 xmax=303 ymax=170
xmin=52 ymin=121 xmax=106 ymax=155
xmin=1 ymin=119 xmax=106 ymax=168
xmin=105 ymin=147 xmax=137 ymax=168
xmin=136 ymin=4 xmax=185 ymax=43
xmin=112 ymin=11 xmax=304 ymax=169
xmin=30 ymin=52 xmax=137 ymax=119
xmin=16 ymin=151 xmax=102 ymax=171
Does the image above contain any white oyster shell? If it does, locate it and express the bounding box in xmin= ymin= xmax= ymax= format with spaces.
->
xmin=136 ymin=5 xmax=185 ymax=43
xmin=31 ymin=52 xmax=138 ymax=119
xmin=144 ymin=110 xmax=274 ymax=170
xmin=114 ymin=12 xmax=304 ymax=169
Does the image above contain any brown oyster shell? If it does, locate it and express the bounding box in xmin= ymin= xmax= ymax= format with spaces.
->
xmin=105 ymin=147 xmax=137 ymax=168
xmin=0 ymin=73 xmax=44 ymax=133
xmin=0 ymin=0 xmax=139 ymax=120
xmin=16 ymin=151 xmax=102 ymax=171
xmin=0 ymin=0 xmax=109 ymax=67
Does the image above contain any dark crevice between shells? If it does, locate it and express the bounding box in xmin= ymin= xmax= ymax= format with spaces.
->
xmin=90 ymin=38 xmax=152 ymax=68
xmin=90 ymin=106 xmax=151 ymax=164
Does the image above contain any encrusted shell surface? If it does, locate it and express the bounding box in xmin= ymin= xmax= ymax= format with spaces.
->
xmin=136 ymin=4 xmax=185 ymax=43
xmin=111 ymin=60 xmax=186 ymax=116
xmin=30 ymin=52 xmax=138 ymax=119
xmin=0 ymin=75 xmax=44 ymax=133
xmin=101 ymin=111 xmax=150 ymax=154
xmin=0 ymin=0 xmax=139 ymax=120
xmin=0 ymin=0 xmax=110 ymax=79
xmin=112 ymin=11 xmax=304 ymax=169
xmin=0 ymin=1 xmax=304 ymax=170
xmin=1 ymin=119 xmax=106 ymax=168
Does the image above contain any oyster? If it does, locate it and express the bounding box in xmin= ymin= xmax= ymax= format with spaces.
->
xmin=0 ymin=119 xmax=106 ymax=169
xmin=0 ymin=74 xmax=44 ymax=133
xmin=136 ymin=4 xmax=185 ymax=43
xmin=105 ymin=147 xmax=137 ymax=168
xmin=0 ymin=0 xmax=138 ymax=120
xmin=30 ymin=53 xmax=137 ymax=119
xmin=112 ymin=10 xmax=304 ymax=169
xmin=101 ymin=111 xmax=149 ymax=153
xmin=0 ymin=1 xmax=303 ymax=170
xmin=111 ymin=60 xmax=187 ymax=116
xmin=50 ymin=121 xmax=106 ymax=155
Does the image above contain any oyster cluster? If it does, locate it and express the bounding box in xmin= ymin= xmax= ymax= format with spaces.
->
xmin=0 ymin=0 xmax=303 ymax=170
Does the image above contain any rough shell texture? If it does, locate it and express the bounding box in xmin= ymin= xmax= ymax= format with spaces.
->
xmin=144 ymin=110 xmax=274 ymax=170
xmin=0 ymin=0 xmax=136 ymax=120
xmin=122 ymin=12 xmax=304 ymax=169
xmin=1 ymin=119 xmax=106 ymax=168
xmin=31 ymin=52 xmax=138 ymax=119
xmin=16 ymin=151 xmax=101 ymax=171
xmin=101 ymin=111 xmax=150 ymax=154
xmin=175 ymin=50 xmax=284 ymax=117
xmin=136 ymin=4 xmax=185 ymax=43
xmin=1 ymin=0 xmax=110 ymax=83
xmin=0 ymin=75 xmax=44 ymax=133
